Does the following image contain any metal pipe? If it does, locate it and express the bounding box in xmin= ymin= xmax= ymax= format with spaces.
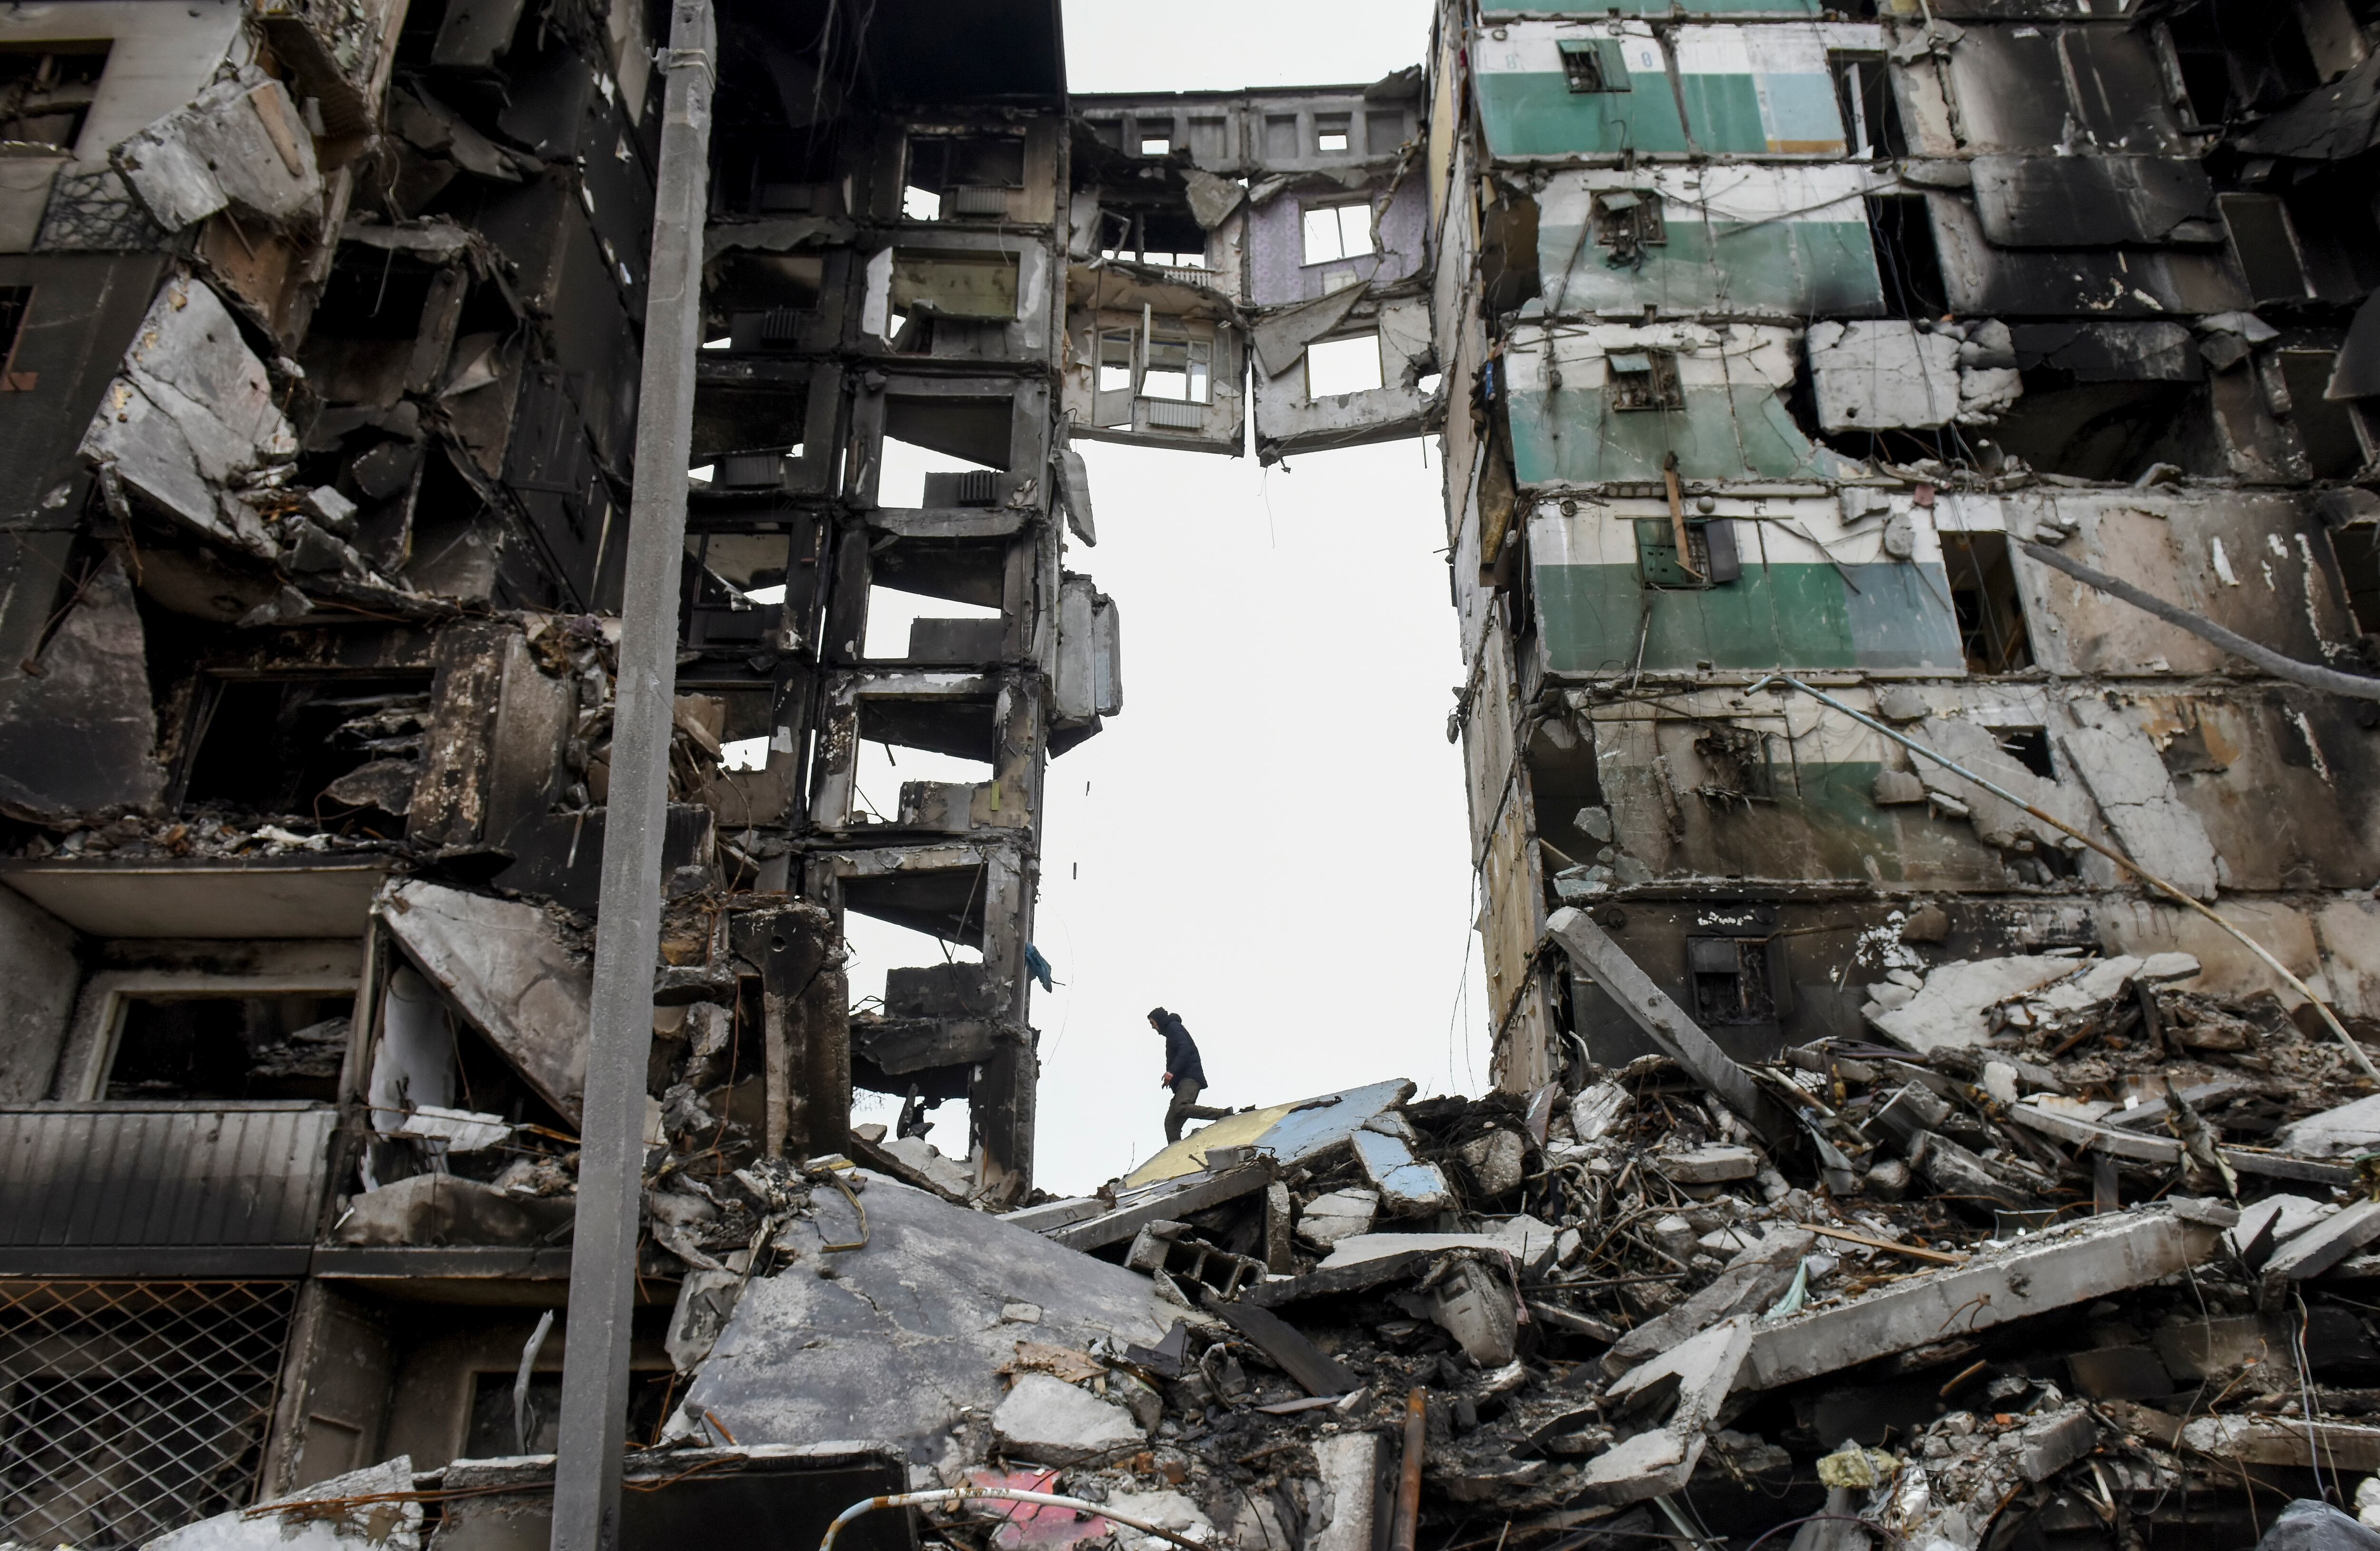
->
xmin=1745 ymin=672 xmax=2380 ymax=1084
xmin=1392 ymin=1386 xmax=1427 ymax=1551
xmin=818 ymin=1488 xmax=1212 ymax=1551
xmin=549 ymin=5 xmax=715 ymax=1550
xmin=2020 ymin=539 xmax=2380 ymax=702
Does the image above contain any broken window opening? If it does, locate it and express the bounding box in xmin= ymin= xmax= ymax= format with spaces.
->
xmin=1559 ymin=38 xmax=1632 ymax=94
xmin=105 ymin=994 xmax=351 ymax=1103
xmin=1315 ymin=114 xmax=1352 ymax=152
xmin=0 ymin=42 xmax=109 ymax=150
xmin=1695 ymin=726 xmax=1775 ymax=801
xmin=877 ymin=436 xmax=1002 ymax=509
xmin=366 ymin=966 xmax=571 ymax=1189
xmin=869 ymin=250 xmax=1022 ymax=346
xmin=1527 ymin=718 xmax=1608 ymax=871
xmin=1592 ymin=191 xmax=1666 ymax=267
xmin=1098 ymin=200 xmax=1209 ymax=267
xmin=2164 ymin=0 xmax=2322 ymax=119
xmin=1305 ymin=333 xmax=1384 ymax=398
xmin=2278 ymin=349 xmax=2366 ymax=477
xmin=1996 ymin=726 xmax=2058 ymax=781
xmin=1941 ymin=531 xmax=2035 ymax=674
xmin=2332 ymin=522 xmax=2380 ymax=638
xmin=841 ymin=863 xmax=995 ymax=955
xmin=1988 ymin=378 xmax=2207 ymax=482
xmin=683 ymin=529 xmax=798 ymax=651
xmin=700 ymin=684 xmax=784 ymax=772
xmin=864 ymin=585 xmax=1004 ymax=662
xmin=1139 ymin=135 xmax=1171 ymax=156
xmin=1688 ymin=938 xmax=1777 ymax=1026
xmin=1829 ymin=53 xmax=1905 ymax=160
xmin=1301 ymin=202 xmax=1376 ymax=266
xmin=854 ymin=741 xmax=996 ymax=827
xmin=905 ymin=132 xmax=1027 ymax=222
xmin=2221 ymin=194 xmax=2315 ymax=307
xmin=1140 ymin=335 xmax=1212 ymax=405
xmin=1634 ymin=518 xmax=1740 ymax=589
xmin=710 ymin=126 xmax=842 ymax=218
xmin=1096 ymin=327 xmax=1136 ymax=401
xmin=875 ymin=391 xmax=1016 ymax=504
xmin=464 ymin=1369 xmax=674 ymax=1458
xmin=181 ymin=675 xmax=435 ymax=823
xmin=711 ymin=252 xmax=827 ymax=348
xmin=1865 ymin=196 xmax=1948 ymax=322
xmin=1606 ymin=349 xmax=1683 ymax=413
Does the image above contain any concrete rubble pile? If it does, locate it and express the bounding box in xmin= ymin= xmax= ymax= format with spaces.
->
xmin=504 ymin=942 xmax=2380 ymax=1551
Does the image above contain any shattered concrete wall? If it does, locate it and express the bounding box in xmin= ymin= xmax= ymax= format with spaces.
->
xmin=0 ymin=0 xmax=1092 ymax=1538
xmin=1069 ymin=80 xmax=1442 ymax=463
xmin=1432 ymin=0 xmax=2380 ymax=1083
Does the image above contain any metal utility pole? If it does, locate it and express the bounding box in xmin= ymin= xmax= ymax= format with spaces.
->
xmin=550 ymin=2 xmax=713 ymax=1548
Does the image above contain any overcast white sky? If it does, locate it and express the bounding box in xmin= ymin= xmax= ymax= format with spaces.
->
xmin=843 ymin=0 xmax=1477 ymax=1197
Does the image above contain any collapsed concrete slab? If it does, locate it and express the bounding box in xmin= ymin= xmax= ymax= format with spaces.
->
xmin=992 ymin=1372 xmax=1146 ymax=1464
xmin=1583 ymin=1318 xmax=1752 ymax=1503
xmin=1744 ymin=1205 xmax=2229 ymax=1390
xmin=377 ymin=879 xmax=593 ymax=1125
xmin=676 ymin=1173 xmax=1180 ymax=1469
xmin=2277 ymin=1094 xmax=2380 ymax=1159
xmin=79 ymin=275 xmax=298 ymax=556
xmin=147 ymin=1458 xmax=418 ymax=1551
xmin=1605 ymin=1229 xmax=1814 ymax=1376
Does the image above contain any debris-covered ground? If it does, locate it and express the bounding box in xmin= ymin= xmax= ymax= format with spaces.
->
xmin=310 ymin=945 xmax=2326 ymax=1551
xmin=124 ymin=942 xmax=2380 ymax=1551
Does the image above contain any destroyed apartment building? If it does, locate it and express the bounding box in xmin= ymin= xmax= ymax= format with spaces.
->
xmin=9 ymin=0 xmax=2380 ymax=1550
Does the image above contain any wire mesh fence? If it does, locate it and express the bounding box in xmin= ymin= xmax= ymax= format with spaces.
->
xmin=0 ymin=1280 xmax=297 ymax=1549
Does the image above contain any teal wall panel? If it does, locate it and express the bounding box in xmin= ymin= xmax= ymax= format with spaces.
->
xmin=1534 ymin=560 xmax=1964 ymax=672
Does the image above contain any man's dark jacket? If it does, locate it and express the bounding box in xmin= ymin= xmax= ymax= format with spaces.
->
xmin=1156 ymin=1012 xmax=1206 ymax=1089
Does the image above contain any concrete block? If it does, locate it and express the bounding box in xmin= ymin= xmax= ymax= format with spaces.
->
xmin=992 ymin=1372 xmax=1146 ymax=1463
xmin=1577 ymin=1427 xmax=1698 ymax=1505
xmin=1296 ymin=1188 xmax=1379 ymax=1249
xmin=1871 ymin=1083 xmax=1952 ymax=1147
xmin=1353 ymin=1128 xmax=1453 ymax=1216
xmin=2013 ymin=1406 xmax=2098 ymax=1482
xmin=1586 ymin=1319 xmax=1753 ymax=1504
xmin=1459 ymin=1129 xmax=1527 ymax=1194
xmin=1664 ymin=1144 xmax=1761 ymax=1184
xmin=1572 ymin=1082 xmax=1630 ymax=1141
xmin=2153 ymin=1313 xmax=2281 ymax=1382
xmin=2228 ymin=1195 xmax=2334 ymax=1262
xmin=2267 ymin=1199 xmax=2380 ymax=1282
xmin=1875 ymin=687 xmax=1931 ymax=724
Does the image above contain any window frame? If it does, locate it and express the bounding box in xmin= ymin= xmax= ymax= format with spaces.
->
xmin=1560 ymin=38 xmax=1633 ymax=94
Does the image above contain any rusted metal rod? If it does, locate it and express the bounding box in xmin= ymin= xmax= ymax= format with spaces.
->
xmin=1746 ymin=673 xmax=2380 ymax=1085
xmin=818 ymin=1487 xmax=1211 ymax=1551
xmin=1392 ymin=1386 xmax=1427 ymax=1551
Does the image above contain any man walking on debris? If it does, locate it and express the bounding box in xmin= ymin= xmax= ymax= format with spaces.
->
xmin=1150 ymin=1006 xmax=1228 ymax=1143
